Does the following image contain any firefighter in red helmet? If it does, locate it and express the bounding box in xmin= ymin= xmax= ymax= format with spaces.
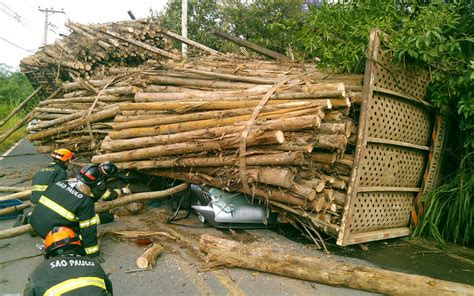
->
xmin=23 ymin=226 xmax=113 ymax=295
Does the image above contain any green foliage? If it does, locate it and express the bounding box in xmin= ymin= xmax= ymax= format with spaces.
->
xmin=0 ymin=111 xmax=26 ymax=153
xmin=0 ymin=64 xmax=34 ymax=118
xmin=155 ymin=0 xmax=226 ymax=51
xmin=296 ymin=2 xmax=401 ymax=72
xmin=412 ymin=153 xmax=473 ymax=246
xmin=156 ymin=0 xmax=306 ymax=55
xmin=222 ymin=0 xmax=305 ymax=55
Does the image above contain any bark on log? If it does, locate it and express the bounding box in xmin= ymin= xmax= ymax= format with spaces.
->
xmin=103 ymin=114 xmax=321 ymax=151
xmin=0 ymin=186 xmax=30 ymax=192
xmin=27 ymin=111 xmax=87 ymax=131
xmin=100 ymin=28 xmax=182 ymax=60
xmin=247 ymin=167 xmax=294 ymax=188
xmin=95 ymin=183 xmax=189 ymax=212
xmin=119 ymin=99 xmax=335 ymax=112
xmin=94 ymin=130 xmax=284 ymax=163
xmin=109 ymin=107 xmax=319 ymax=139
xmin=0 ymin=201 xmax=31 ymax=216
xmin=199 ymin=235 xmax=474 ymax=296
xmin=115 ymin=152 xmax=305 ymax=169
xmin=0 ymin=224 xmax=33 ymax=240
xmin=0 ymin=190 xmax=32 ymax=202
xmin=160 ymin=29 xmax=221 ymax=55
xmin=213 ymin=30 xmax=291 ymax=62
xmin=146 ymin=75 xmax=258 ymax=89
xmin=28 ymin=107 xmax=119 ymax=141
xmin=136 ymin=243 xmax=164 ymax=269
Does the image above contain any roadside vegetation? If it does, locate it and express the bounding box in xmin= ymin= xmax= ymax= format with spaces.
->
xmin=158 ymin=0 xmax=473 ymax=245
xmin=0 ymin=63 xmax=34 ymax=153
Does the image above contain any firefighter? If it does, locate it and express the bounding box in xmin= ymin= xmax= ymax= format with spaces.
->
xmin=91 ymin=162 xmax=132 ymax=224
xmin=94 ymin=162 xmax=132 ymax=202
xmin=23 ymin=226 xmax=113 ymax=295
xmin=15 ymin=148 xmax=75 ymax=227
xmin=29 ymin=165 xmax=102 ymax=258
xmin=31 ymin=148 xmax=74 ymax=205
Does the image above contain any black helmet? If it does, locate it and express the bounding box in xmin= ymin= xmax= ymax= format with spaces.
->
xmin=99 ymin=161 xmax=118 ymax=178
xmin=77 ymin=164 xmax=102 ymax=187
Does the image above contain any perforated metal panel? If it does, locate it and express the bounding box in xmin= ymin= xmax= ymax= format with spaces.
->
xmin=349 ymin=192 xmax=414 ymax=233
xmin=374 ymin=48 xmax=429 ymax=100
xmin=337 ymin=29 xmax=436 ymax=246
xmin=367 ymin=95 xmax=432 ymax=145
xmin=358 ymin=144 xmax=426 ymax=188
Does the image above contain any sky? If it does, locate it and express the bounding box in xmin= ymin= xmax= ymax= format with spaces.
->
xmin=0 ymin=0 xmax=169 ymax=69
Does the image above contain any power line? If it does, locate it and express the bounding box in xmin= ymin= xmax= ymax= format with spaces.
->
xmin=38 ymin=7 xmax=65 ymax=45
xmin=0 ymin=37 xmax=34 ymax=52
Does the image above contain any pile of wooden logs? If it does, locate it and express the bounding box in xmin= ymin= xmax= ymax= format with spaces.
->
xmin=22 ymin=18 xmax=365 ymax=241
xmin=87 ymin=55 xmax=363 ymax=238
xmin=20 ymin=19 xmax=182 ymax=95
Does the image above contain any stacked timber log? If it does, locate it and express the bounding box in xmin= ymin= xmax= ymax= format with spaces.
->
xmin=21 ymin=18 xmax=366 ymax=241
xmin=90 ymin=55 xmax=363 ymax=238
xmin=20 ymin=19 xmax=183 ymax=95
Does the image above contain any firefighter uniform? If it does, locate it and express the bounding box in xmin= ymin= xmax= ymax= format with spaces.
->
xmin=23 ymin=254 xmax=113 ymax=295
xmin=92 ymin=178 xmax=128 ymax=225
xmin=31 ymin=161 xmax=68 ymax=205
xmin=30 ymin=181 xmax=100 ymax=257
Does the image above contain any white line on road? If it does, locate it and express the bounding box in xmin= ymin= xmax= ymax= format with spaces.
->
xmin=0 ymin=138 xmax=25 ymax=162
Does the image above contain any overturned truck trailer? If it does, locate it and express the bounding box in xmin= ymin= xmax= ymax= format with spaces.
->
xmin=21 ymin=20 xmax=445 ymax=246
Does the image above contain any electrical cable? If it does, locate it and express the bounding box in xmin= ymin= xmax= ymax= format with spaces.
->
xmin=0 ymin=37 xmax=34 ymax=52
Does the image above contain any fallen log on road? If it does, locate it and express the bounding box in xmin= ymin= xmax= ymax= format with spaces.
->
xmin=0 ymin=224 xmax=33 ymax=240
xmin=0 ymin=201 xmax=31 ymax=216
xmin=0 ymin=190 xmax=32 ymax=202
xmin=199 ymin=234 xmax=474 ymax=296
xmin=0 ymin=186 xmax=30 ymax=192
xmin=136 ymin=243 xmax=164 ymax=269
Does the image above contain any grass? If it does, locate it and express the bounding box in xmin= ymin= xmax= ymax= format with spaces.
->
xmin=412 ymin=153 xmax=474 ymax=246
xmin=0 ymin=105 xmax=27 ymax=153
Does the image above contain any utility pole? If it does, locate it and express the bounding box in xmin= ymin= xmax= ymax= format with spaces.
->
xmin=181 ymin=0 xmax=187 ymax=57
xmin=38 ymin=7 xmax=64 ymax=45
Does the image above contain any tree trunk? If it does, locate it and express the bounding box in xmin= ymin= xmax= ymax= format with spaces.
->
xmin=0 ymin=224 xmax=33 ymax=240
xmin=93 ymin=130 xmax=284 ymax=163
xmin=115 ymin=152 xmax=305 ymax=169
xmin=103 ymin=114 xmax=321 ymax=151
xmin=0 ymin=190 xmax=32 ymax=202
xmin=95 ymin=183 xmax=189 ymax=212
xmin=199 ymin=234 xmax=474 ymax=296
xmin=0 ymin=186 xmax=30 ymax=192
xmin=28 ymin=107 xmax=119 ymax=141
xmin=0 ymin=201 xmax=31 ymax=216
xmin=136 ymin=243 xmax=164 ymax=269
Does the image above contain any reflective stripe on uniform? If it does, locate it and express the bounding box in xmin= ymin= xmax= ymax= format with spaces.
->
xmin=113 ymin=188 xmax=122 ymax=195
xmin=32 ymin=184 xmax=48 ymax=192
xmin=79 ymin=216 xmax=97 ymax=228
xmin=44 ymin=276 xmax=106 ymax=296
xmin=101 ymin=189 xmax=111 ymax=200
xmin=95 ymin=213 xmax=101 ymax=224
xmin=84 ymin=245 xmax=99 ymax=255
xmin=38 ymin=196 xmax=78 ymax=222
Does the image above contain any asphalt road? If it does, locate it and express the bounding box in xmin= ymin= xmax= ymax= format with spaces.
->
xmin=0 ymin=140 xmax=375 ymax=296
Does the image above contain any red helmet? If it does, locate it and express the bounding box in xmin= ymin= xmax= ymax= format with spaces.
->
xmin=51 ymin=149 xmax=74 ymax=162
xmin=77 ymin=164 xmax=102 ymax=187
xmin=44 ymin=226 xmax=81 ymax=258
